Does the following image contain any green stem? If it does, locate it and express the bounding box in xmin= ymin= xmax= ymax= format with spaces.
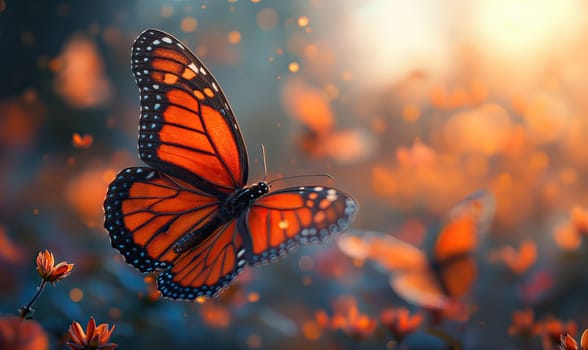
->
xmin=19 ymin=279 xmax=47 ymax=319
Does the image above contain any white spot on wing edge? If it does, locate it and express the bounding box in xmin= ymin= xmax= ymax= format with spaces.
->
xmin=162 ymin=37 xmax=172 ymax=44
xmin=326 ymin=189 xmax=338 ymax=202
xmin=188 ymin=63 xmax=199 ymax=75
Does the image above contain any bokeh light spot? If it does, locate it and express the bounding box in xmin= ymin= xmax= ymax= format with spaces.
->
xmin=298 ymin=16 xmax=309 ymax=27
xmin=402 ymin=103 xmax=420 ymax=122
xmin=181 ymin=17 xmax=198 ymax=32
xmin=160 ymin=5 xmax=173 ymax=18
xmin=247 ymin=334 xmax=262 ymax=349
xmin=247 ymin=292 xmax=260 ymax=303
xmin=257 ymin=8 xmax=278 ymax=30
xmin=69 ymin=288 xmax=83 ymax=302
xmin=298 ymin=255 xmax=314 ymax=271
xmin=302 ymin=321 xmax=321 ymax=340
xmin=288 ymin=61 xmax=300 ymax=73
xmin=228 ymin=30 xmax=241 ymax=44
xmin=443 ymin=103 xmax=511 ymax=155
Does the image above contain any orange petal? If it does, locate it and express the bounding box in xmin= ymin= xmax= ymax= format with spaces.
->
xmin=86 ymin=317 xmax=97 ymax=340
xmin=69 ymin=321 xmax=87 ymax=344
xmin=100 ymin=324 xmax=115 ymax=343
xmin=581 ymin=329 xmax=588 ymax=350
xmin=561 ymin=333 xmax=579 ymax=350
xmin=36 ymin=250 xmax=55 ymax=277
xmin=51 ymin=262 xmax=74 ymax=280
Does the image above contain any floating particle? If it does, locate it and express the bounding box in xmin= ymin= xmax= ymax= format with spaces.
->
xmin=298 ymin=16 xmax=309 ymax=27
xmin=181 ymin=17 xmax=198 ymax=32
xmin=70 ymin=288 xmax=83 ymax=302
xmin=257 ymin=8 xmax=278 ymax=30
xmin=228 ymin=30 xmax=241 ymax=44
xmin=288 ymin=61 xmax=300 ymax=73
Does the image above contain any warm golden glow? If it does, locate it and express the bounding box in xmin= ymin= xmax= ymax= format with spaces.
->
xmin=278 ymin=220 xmax=289 ymax=229
xmin=288 ymin=61 xmax=300 ymax=73
xmin=297 ymin=16 xmax=309 ymax=27
xmin=470 ymin=0 xmax=585 ymax=57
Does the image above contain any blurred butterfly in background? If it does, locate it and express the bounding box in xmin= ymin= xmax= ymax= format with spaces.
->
xmin=103 ymin=29 xmax=358 ymax=300
xmin=337 ymin=190 xmax=494 ymax=311
xmin=280 ymin=78 xmax=376 ymax=165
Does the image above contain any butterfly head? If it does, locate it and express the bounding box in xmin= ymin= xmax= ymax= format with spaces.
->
xmin=228 ymin=181 xmax=270 ymax=212
xmin=252 ymin=181 xmax=271 ymax=196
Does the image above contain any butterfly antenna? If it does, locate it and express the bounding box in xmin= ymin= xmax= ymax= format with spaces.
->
xmin=268 ymin=173 xmax=333 ymax=186
xmin=260 ymin=144 xmax=268 ymax=181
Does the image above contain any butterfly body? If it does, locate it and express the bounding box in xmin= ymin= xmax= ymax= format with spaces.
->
xmin=104 ymin=29 xmax=357 ymax=300
xmin=172 ymin=181 xmax=270 ymax=254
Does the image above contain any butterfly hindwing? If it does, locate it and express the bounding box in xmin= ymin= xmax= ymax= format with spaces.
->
xmin=243 ymin=186 xmax=358 ymax=265
xmin=104 ymin=167 xmax=220 ymax=272
xmin=131 ymin=29 xmax=248 ymax=194
xmin=157 ymin=221 xmax=246 ymax=299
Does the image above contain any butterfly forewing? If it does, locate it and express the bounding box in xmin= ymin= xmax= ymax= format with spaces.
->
xmin=131 ymin=29 xmax=248 ymax=194
xmin=243 ymin=186 xmax=358 ymax=265
xmin=337 ymin=231 xmax=429 ymax=272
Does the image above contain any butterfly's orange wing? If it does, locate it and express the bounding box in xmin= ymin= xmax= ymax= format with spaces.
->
xmin=431 ymin=190 xmax=495 ymax=298
xmin=104 ymin=167 xmax=220 ymax=272
xmin=132 ymin=29 xmax=247 ymax=194
xmin=242 ymin=186 xmax=358 ymax=265
xmin=391 ymin=270 xmax=448 ymax=309
xmin=157 ymin=221 xmax=246 ymax=299
xmin=337 ymin=231 xmax=447 ymax=308
xmin=337 ymin=231 xmax=428 ymax=272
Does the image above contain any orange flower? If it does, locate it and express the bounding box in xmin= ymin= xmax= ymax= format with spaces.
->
xmin=66 ymin=317 xmax=117 ymax=350
xmin=342 ymin=314 xmax=376 ymax=340
xmin=36 ymin=250 xmax=74 ymax=284
xmin=72 ymin=132 xmax=93 ymax=148
xmin=561 ymin=333 xmax=579 ymax=350
xmin=560 ymin=330 xmax=588 ymax=350
xmin=328 ymin=296 xmax=376 ymax=339
xmin=488 ymin=239 xmax=537 ymax=275
xmin=380 ymin=307 xmax=423 ymax=340
xmin=537 ymin=317 xmax=577 ymax=350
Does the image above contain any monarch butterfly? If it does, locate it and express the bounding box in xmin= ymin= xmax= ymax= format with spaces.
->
xmin=103 ymin=29 xmax=358 ymax=300
xmin=337 ymin=191 xmax=494 ymax=309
